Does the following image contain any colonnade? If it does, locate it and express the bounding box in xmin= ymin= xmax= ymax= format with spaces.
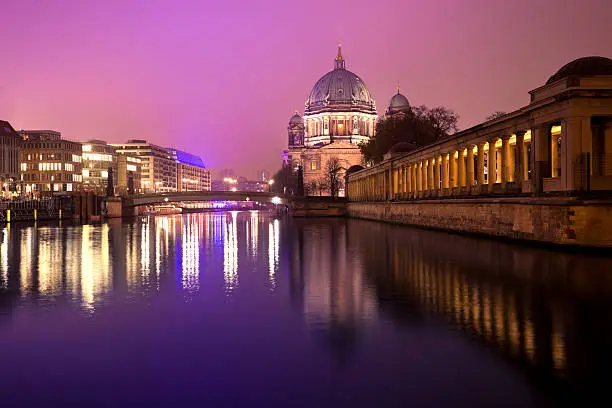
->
xmin=348 ymin=131 xmax=535 ymax=201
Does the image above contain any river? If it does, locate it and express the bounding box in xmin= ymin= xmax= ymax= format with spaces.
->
xmin=0 ymin=212 xmax=611 ymax=407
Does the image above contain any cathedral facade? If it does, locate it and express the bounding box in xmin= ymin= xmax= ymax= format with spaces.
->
xmin=285 ymin=46 xmax=379 ymax=196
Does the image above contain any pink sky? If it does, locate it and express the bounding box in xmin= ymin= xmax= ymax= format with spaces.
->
xmin=1 ymin=0 xmax=611 ymax=178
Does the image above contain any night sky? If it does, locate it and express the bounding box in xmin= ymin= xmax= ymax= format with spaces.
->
xmin=1 ymin=0 xmax=611 ymax=177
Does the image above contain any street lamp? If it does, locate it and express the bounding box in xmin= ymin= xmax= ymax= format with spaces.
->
xmin=268 ymin=179 xmax=275 ymax=193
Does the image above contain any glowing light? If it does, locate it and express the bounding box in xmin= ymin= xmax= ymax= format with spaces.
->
xmin=268 ymin=219 xmax=280 ymax=289
xmin=272 ymin=196 xmax=282 ymax=205
xmin=223 ymin=211 xmax=238 ymax=292
xmin=268 ymin=179 xmax=275 ymax=185
xmin=181 ymin=216 xmax=200 ymax=292
xmin=231 ymin=187 xmax=237 ymax=192
xmin=0 ymin=228 xmax=7 ymax=289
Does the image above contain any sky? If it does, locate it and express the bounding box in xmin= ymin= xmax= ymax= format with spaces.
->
xmin=1 ymin=0 xmax=611 ymax=178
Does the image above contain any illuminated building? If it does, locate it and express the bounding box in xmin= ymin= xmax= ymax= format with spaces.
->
xmin=286 ymin=45 xmax=378 ymax=196
xmin=169 ymin=149 xmax=211 ymax=191
xmin=116 ymin=154 xmax=142 ymax=195
xmin=80 ymin=140 xmax=118 ymax=194
xmin=111 ymin=140 xmax=177 ymax=193
xmin=18 ymin=130 xmax=83 ymax=193
xmin=0 ymin=120 xmax=22 ymax=195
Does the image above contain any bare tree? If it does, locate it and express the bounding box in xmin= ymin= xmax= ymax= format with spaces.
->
xmin=325 ymin=156 xmax=344 ymax=198
xmin=486 ymin=111 xmax=507 ymax=121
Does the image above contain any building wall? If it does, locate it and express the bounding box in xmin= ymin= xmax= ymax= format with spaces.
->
xmin=177 ymin=163 xmax=211 ymax=191
xmin=289 ymin=141 xmax=364 ymax=196
xmin=0 ymin=122 xmax=22 ymax=188
xmin=116 ymin=154 xmax=142 ymax=195
xmin=347 ymin=199 xmax=612 ymax=248
xmin=81 ymin=141 xmax=117 ymax=194
xmin=111 ymin=141 xmax=177 ymax=193
xmin=19 ymin=131 xmax=83 ymax=193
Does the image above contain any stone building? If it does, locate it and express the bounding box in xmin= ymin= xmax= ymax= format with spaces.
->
xmin=19 ymin=130 xmax=83 ymax=193
xmin=81 ymin=140 xmax=118 ymax=194
xmin=348 ymin=56 xmax=612 ymax=201
xmin=0 ymin=120 xmax=22 ymax=196
xmin=345 ymin=57 xmax=612 ymax=247
xmin=169 ymin=149 xmax=211 ymax=191
xmin=111 ymin=140 xmax=177 ymax=193
xmin=286 ymin=46 xmax=378 ymax=196
xmin=116 ymin=154 xmax=142 ymax=195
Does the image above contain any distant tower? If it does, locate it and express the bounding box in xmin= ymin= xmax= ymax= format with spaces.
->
xmin=288 ymin=111 xmax=305 ymax=146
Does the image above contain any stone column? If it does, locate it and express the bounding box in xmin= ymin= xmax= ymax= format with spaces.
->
xmin=412 ymin=164 xmax=417 ymax=194
xmin=458 ymin=149 xmax=466 ymax=187
xmin=434 ymin=157 xmax=441 ymax=191
xmin=442 ymin=154 xmax=450 ymax=189
xmin=427 ymin=157 xmax=436 ymax=190
xmin=407 ymin=166 xmax=412 ymax=194
xmin=564 ymin=117 xmax=591 ymax=192
xmin=515 ymin=131 xmax=525 ymax=189
xmin=488 ymin=138 xmax=498 ymax=188
xmin=421 ymin=161 xmax=427 ymax=191
xmin=533 ymin=125 xmax=550 ymax=194
xmin=477 ymin=142 xmax=486 ymax=186
xmin=467 ymin=146 xmax=475 ymax=188
xmin=450 ymin=151 xmax=458 ymax=188
xmin=501 ymin=135 xmax=511 ymax=187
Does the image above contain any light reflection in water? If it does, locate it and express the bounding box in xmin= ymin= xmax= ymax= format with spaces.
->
xmin=249 ymin=210 xmax=258 ymax=257
xmin=20 ymin=228 xmax=33 ymax=295
xmin=140 ymin=220 xmax=150 ymax=280
xmin=268 ymin=219 xmax=279 ymax=289
xmin=80 ymin=224 xmax=112 ymax=312
xmin=0 ymin=227 xmax=8 ymax=288
xmin=224 ymin=211 xmax=238 ymax=291
xmin=181 ymin=215 xmax=200 ymax=292
xmin=38 ymin=227 xmax=63 ymax=296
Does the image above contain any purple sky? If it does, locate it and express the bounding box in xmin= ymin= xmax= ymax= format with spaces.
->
xmin=1 ymin=0 xmax=611 ymax=178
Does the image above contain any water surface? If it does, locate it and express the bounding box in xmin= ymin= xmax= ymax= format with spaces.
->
xmin=1 ymin=212 xmax=611 ymax=407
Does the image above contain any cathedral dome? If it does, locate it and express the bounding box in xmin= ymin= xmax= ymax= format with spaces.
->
xmin=388 ymin=91 xmax=410 ymax=114
xmin=546 ymin=56 xmax=612 ymax=85
xmin=305 ymin=46 xmax=376 ymax=115
xmin=289 ymin=112 xmax=303 ymax=126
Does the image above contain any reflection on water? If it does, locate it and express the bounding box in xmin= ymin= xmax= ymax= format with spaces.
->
xmin=0 ymin=213 xmax=611 ymax=406
xmin=339 ymin=220 xmax=612 ymax=404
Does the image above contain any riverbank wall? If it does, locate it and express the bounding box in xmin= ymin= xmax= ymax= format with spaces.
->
xmin=346 ymin=197 xmax=612 ymax=248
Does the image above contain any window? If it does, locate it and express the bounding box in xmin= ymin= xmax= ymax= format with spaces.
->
xmin=72 ymin=154 xmax=82 ymax=163
xmin=65 ymin=163 xmax=74 ymax=171
xmin=82 ymin=169 xmax=90 ymax=178
xmin=83 ymin=153 xmax=112 ymax=162
xmin=311 ymin=161 xmax=318 ymax=171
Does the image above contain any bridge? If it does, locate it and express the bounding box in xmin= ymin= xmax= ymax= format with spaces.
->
xmin=119 ymin=191 xmax=347 ymax=218
xmin=123 ymin=191 xmax=289 ymax=208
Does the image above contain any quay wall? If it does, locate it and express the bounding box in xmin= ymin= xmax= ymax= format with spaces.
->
xmin=347 ymin=198 xmax=612 ymax=248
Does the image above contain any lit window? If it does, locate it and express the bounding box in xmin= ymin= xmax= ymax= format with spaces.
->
xmin=82 ymin=145 xmax=92 ymax=152
xmin=101 ymin=170 xmax=108 ymax=179
xmin=82 ymin=169 xmax=90 ymax=178
xmin=311 ymin=161 xmax=318 ymax=171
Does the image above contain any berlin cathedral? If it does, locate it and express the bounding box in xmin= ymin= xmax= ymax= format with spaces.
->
xmin=284 ymin=46 xmax=410 ymax=196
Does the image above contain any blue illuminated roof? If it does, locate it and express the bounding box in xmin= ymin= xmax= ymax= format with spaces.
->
xmin=169 ymin=148 xmax=206 ymax=168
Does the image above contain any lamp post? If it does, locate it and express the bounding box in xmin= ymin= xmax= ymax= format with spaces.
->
xmin=268 ymin=179 xmax=275 ymax=193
